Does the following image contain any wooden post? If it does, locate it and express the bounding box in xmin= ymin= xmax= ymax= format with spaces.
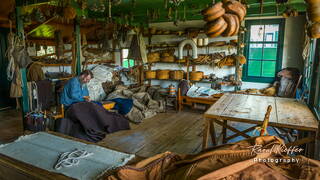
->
xmin=16 ymin=0 xmax=29 ymax=115
xmin=74 ymin=20 xmax=81 ymax=75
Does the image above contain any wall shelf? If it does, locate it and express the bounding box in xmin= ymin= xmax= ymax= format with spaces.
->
xmin=40 ymin=63 xmax=71 ymax=67
xmin=146 ymin=78 xmax=237 ymax=86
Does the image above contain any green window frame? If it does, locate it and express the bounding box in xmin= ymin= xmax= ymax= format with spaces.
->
xmin=243 ymin=19 xmax=285 ymax=83
xmin=121 ymin=48 xmax=135 ymax=68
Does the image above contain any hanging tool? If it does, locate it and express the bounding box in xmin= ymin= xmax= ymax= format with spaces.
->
xmin=183 ymin=4 xmax=186 ymax=21
xmin=259 ymin=0 xmax=264 ymax=14
xmin=167 ymin=7 xmax=172 ymax=20
xmin=108 ymin=0 xmax=112 ymax=22
xmin=174 ymin=7 xmax=179 ymax=26
xmin=164 ymin=0 xmax=168 ymax=9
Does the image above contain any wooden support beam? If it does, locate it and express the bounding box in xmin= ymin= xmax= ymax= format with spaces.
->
xmin=75 ymin=20 xmax=81 ymax=75
xmin=26 ymin=16 xmax=57 ymax=36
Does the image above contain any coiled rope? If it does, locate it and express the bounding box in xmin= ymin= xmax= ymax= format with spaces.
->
xmin=54 ymin=149 xmax=93 ymax=170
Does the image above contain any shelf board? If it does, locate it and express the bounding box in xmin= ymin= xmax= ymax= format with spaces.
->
xmin=147 ymin=61 xmax=215 ymax=66
xmin=146 ymin=78 xmax=237 ymax=86
xmin=148 ymin=61 xmax=187 ymax=65
xmin=40 ymin=63 xmax=71 ymax=67
xmin=147 ymin=44 xmax=237 ymax=49
xmin=82 ymin=60 xmax=114 ymax=65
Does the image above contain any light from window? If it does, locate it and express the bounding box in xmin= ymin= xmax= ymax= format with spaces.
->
xmin=36 ymin=45 xmax=55 ymax=58
xmin=245 ymin=21 xmax=282 ymax=81
xmin=121 ymin=49 xmax=134 ymax=68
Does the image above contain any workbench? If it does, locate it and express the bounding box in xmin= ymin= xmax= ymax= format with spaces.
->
xmin=202 ymin=93 xmax=319 ymax=157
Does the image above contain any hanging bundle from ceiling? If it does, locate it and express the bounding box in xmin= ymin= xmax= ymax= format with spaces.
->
xmin=202 ymin=0 xmax=246 ymax=38
xmin=305 ymin=0 xmax=320 ymax=38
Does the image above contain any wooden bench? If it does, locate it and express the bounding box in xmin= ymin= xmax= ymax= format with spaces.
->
xmin=177 ymin=88 xmax=223 ymax=111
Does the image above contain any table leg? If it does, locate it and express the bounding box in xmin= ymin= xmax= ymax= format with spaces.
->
xmin=209 ymin=119 xmax=216 ymax=146
xmin=307 ymin=131 xmax=316 ymax=158
xmin=222 ymin=120 xmax=227 ymax=144
xmin=202 ymin=118 xmax=210 ymax=150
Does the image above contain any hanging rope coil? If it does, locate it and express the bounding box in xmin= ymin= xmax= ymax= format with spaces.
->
xmin=54 ymin=149 xmax=93 ymax=170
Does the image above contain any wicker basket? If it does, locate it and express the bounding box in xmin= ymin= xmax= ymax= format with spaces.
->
xmin=176 ymin=58 xmax=187 ymax=63
xmin=170 ymin=70 xmax=184 ymax=80
xmin=161 ymin=56 xmax=175 ymax=62
xmin=145 ymin=70 xmax=156 ymax=79
xmin=190 ymin=71 xmax=204 ymax=81
xmin=156 ymin=70 xmax=170 ymax=79
xmin=147 ymin=52 xmax=160 ymax=63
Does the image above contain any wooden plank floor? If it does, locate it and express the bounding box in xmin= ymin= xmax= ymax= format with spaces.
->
xmin=98 ymin=110 xmax=216 ymax=157
xmin=0 ymin=109 xmax=23 ymax=144
xmin=0 ymin=108 xmax=275 ymax=158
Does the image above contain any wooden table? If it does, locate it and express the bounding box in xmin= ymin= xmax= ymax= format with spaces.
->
xmin=203 ymin=93 xmax=319 ymax=157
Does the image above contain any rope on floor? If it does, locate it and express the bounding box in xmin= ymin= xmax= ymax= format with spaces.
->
xmin=54 ymin=149 xmax=93 ymax=170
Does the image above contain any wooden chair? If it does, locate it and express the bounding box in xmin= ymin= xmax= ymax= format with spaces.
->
xmin=52 ymin=104 xmax=64 ymax=120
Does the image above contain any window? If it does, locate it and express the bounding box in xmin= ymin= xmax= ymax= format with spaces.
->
xmin=36 ymin=45 xmax=55 ymax=57
xmin=121 ymin=49 xmax=135 ymax=68
xmin=243 ymin=19 xmax=285 ymax=83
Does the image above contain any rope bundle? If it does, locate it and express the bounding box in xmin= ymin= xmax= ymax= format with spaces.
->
xmin=54 ymin=149 xmax=93 ymax=170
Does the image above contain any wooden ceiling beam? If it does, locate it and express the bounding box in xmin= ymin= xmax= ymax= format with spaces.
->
xmin=26 ymin=38 xmax=98 ymax=46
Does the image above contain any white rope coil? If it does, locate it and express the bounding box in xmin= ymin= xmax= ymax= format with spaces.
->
xmin=54 ymin=149 xmax=93 ymax=170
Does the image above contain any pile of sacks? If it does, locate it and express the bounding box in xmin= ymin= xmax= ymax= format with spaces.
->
xmin=106 ymin=85 xmax=165 ymax=123
xmin=87 ymin=65 xmax=114 ymax=101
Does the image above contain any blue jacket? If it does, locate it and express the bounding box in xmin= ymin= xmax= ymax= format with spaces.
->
xmin=60 ymin=77 xmax=89 ymax=107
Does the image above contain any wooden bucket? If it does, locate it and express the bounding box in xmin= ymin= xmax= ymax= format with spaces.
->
xmin=170 ymin=70 xmax=184 ymax=80
xmin=145 ymin=70 xmax=156 ymax=79
xmin=147 ymin=52 xmax=160 ymax=63
xmin=156 ymin=70 xmax=170 ymax=79
xmin=190 ymin=71 xmax=204 ymax=81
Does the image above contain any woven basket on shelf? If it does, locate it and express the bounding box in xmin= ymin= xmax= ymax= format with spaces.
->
xmin=147 ymin=52 xmax=160 ymax=63
xmin=170 ymin=70 xmax=184 ymax=80
xmin=189 ymin=71 xmax=204 ymax=81
xmin=176 ymin=58 xmax=187 ymax=63
xmin=145 ymin=70 xmax=156 ymax=79
xmin=161 ymin=55 xmax=175 ymax=62
xmin=156 ymin=70 xmax=170 ymax=79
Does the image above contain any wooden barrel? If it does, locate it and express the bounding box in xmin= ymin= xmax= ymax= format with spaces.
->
xmin=170 ymin=70 xmax=184 ymax=80
xmin=168 ymin=84 xmax=176 ymax=96
xmin=156 ymin=70 xmax=170 ymax=79
xmin=189 ymin=71 xmax=204 ymax=81
xmin=145 ymin=70 xmax=156 ymax=79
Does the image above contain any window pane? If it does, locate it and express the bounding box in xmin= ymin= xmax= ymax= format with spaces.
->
xmin=250 ymin=25 xmax=264 ymax=42
xmin=123 ymin=59 xmax=129 ymax=68
xmin=264 ymin=25 xmax=279 ymax=42
xmin=249 ymin=43 xmax=263 ymax=60
xmin=261 ymin=61 xmax=276 ymax=77
xmin=122 ymin=49 xmax=129 ymax=59
xmin=263 ymin=43 xmax=278 ymax=60
xmin=248 ymin=60 xmax=261 ymax=76
xmin=129 ymin=59 xmax=134 ymax=67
